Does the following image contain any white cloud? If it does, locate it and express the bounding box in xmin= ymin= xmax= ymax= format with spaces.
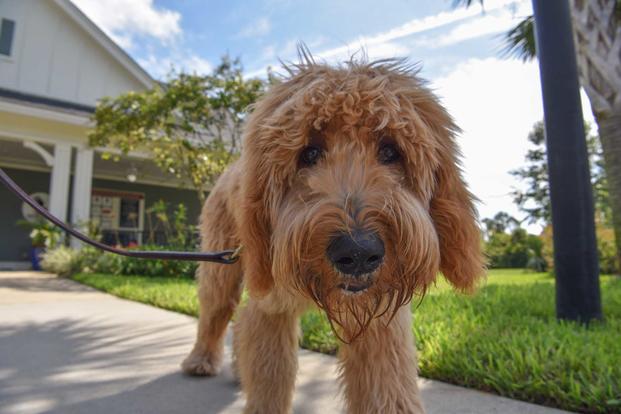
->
xmin=433 ymin=57 xmax=594 ymax=230
xmin=427 ymin=1 xmax=532 ymax=48
xmin=433 ymin=58 xmax=543 ymax=224
xmin=71 ymin=0 xmax=182 ymax=48
xmin=248 ymin=0 xmax=529 ymax=78
xmin=314 ymin=0 xmax=527 ymax=61
xmin=138 ymin=53 xmax=212 ymax=79
xmin=434 ymin=15 xmax=511 ymax=48
xmin=364 ymin=42 xmax=411 ymax=60
xmin=237 ymin=17 xmax=271 ymax=38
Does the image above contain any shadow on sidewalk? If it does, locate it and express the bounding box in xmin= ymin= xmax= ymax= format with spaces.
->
xmin=0 ymin=275 xmax=95 ymax=294
xmin=0 ymin=318 xmax=240 ymax=414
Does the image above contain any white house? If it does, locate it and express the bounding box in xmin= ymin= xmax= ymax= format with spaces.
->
xmin=0 ymin=0 xmax=201 ymax=269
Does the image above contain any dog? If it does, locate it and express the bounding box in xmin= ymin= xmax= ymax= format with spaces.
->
xmin=181 ymin=51 xmax=485 ymax=414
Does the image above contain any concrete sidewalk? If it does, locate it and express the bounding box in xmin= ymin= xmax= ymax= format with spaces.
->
xmin=0 ymin=271 xmax=573 ymax=414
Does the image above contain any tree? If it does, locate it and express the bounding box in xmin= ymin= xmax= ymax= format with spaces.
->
xmin=482 ymin=217 xmax=546 ymax=270
xmin=89 ymin=56 xmax=266 ymax=204
xmin=482 ymin=211 xmax=520 ymax=238
xmin=511 ymin=121 xmax=611 ymax=226
xmin=454 ymin=0 xmax=621 ymax=277
xmin=482 ymin=211 xmax=545 ymax=269
xmin=510 ymin=122 xmax=550 ymax=225
xmin=512 ymin=120 xmax=618 ymax=274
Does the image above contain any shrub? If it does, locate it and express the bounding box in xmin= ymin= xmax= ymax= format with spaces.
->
xmin=90 ymin=250 xmax=123 ymax=275
xmin=113 ymin=245 xmax=198 ymax=277
xmin=40 ymin=246 xmax=82 ymax=276
xmin=484 ymin=228 xmax=546 ymax=270
xmin=78 ymin=245 xmax=197 ymax=278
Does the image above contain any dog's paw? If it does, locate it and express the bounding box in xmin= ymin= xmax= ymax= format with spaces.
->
xmin=181 ymin=351 xmax=222 ymax=376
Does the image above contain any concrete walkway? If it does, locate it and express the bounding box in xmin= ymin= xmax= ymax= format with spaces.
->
xmin=0 ymin=271 xmax=573 ymax=414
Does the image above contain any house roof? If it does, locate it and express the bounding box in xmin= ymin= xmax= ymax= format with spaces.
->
xmin=51 ymin=0 xmax=155 ymax=90
xmin=0 ymin=87 xmax=95 ymax=115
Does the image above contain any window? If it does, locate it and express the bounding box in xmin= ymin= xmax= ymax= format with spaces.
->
xmin=91 ymin=189 xmax=145 ymax=247
xmin=0 ymin=18 xmax=16 ymax=57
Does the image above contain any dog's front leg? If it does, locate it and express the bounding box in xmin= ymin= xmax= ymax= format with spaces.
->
xmin=234 ymin=298 xmax=299 ymax=414
xmin=338 ymin=305 xmax=425 ymax=414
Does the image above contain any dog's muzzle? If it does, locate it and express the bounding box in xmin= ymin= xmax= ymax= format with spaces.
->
xmin=327 ymin=230 xmax=384 ymax=278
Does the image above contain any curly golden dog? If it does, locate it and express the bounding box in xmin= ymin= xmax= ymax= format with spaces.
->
xmin=181 ymin=52 xmax=485 ymax=414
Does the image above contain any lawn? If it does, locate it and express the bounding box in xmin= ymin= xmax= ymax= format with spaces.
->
xmin=71 ymin=269 xmax=621 ymax=414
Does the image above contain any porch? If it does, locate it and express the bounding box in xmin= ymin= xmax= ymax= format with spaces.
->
xmin=0 ymin=135 xmax=201 ymax=268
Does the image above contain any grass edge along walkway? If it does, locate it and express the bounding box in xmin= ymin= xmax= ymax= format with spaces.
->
xmin=70 ymin=270 xmax=621 ymax=414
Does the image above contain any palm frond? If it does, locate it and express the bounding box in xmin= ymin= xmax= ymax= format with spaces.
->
xmin=501 ymin=15 xmax=536 ymax=62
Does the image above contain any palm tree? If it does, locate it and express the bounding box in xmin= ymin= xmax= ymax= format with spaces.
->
xmin=455 ymin=0 xmax=621 ymax=271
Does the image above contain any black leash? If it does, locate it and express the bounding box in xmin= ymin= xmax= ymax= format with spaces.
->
xmin=0 ymin=168 xmax=240 ymax=264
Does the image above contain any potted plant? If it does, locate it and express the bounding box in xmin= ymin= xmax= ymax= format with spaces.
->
xmin=17 ymin=219 xmax=61 ymax=270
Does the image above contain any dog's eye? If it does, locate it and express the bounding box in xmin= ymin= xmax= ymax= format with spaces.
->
xmin=299 ymin=145 xmax=323 ymax=167
xmin=378 ymin=142 xmax=400 ymax=164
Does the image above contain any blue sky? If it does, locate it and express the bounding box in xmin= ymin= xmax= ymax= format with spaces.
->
xmin=72 ymin=0 xmax=595 ymax=232
xmin=72 ymin=0 xmax=532 ymax=79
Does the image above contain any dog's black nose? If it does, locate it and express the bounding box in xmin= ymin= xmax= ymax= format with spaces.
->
xmin=327 ymin=230 xmax=385 ymax=276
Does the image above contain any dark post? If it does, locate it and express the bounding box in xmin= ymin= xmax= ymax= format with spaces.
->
xmin=531 ymin=0 xmax=602 ymax=322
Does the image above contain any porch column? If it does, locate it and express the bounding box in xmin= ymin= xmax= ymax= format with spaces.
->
xmin=48 ymin=143 xmax=71 ymax=221
xmin=71 ymin=147 xmax=93 ymax=249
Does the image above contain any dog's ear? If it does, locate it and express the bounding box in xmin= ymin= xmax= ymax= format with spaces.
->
xmin=430 ymin=135 xmax=486 ymax=292
xmin=239 ymin=153 xmax=275 ymax=297
xmin=237 ymin=78 xmax=296 ymax=298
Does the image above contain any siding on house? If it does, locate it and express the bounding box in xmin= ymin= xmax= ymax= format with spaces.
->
xmin=0 ymin=0 xmax=146 ymax=106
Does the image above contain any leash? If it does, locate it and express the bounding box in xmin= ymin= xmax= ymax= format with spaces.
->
xmin=0 ymin=168 xmax=241 ymax=264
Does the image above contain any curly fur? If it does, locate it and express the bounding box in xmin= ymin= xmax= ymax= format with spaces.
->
xmin=182 ymin=51 xmax=485 ymax=414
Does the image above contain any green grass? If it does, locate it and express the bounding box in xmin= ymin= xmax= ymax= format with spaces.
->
xmin=71 ymin=273 xmax=199 ymax=316
xmin=71 ymin=269 xmax=621 ymax=413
